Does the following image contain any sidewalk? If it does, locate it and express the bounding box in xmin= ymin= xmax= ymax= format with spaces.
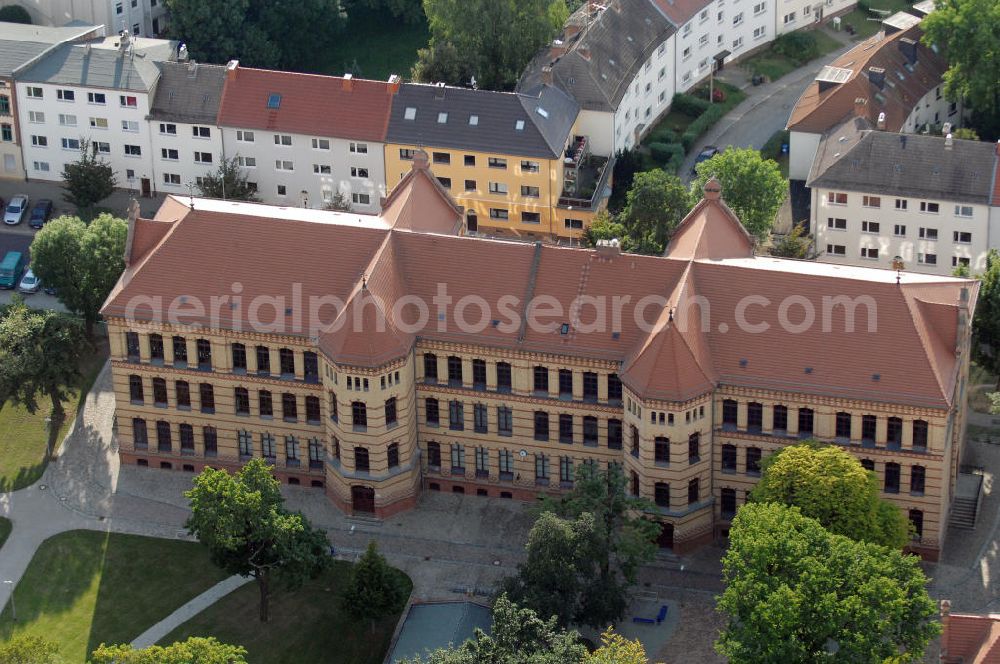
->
xmin=130 ymin=575 xmax=253 ymax=649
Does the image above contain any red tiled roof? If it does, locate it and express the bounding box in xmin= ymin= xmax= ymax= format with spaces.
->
xmin=943 ymin=612 xmax=1000 ymax=663
xmin=103 ymin=178 xmax=977 ymax=409
xmin=787 ymin=25 xmax=947 ymax=134
xmin=649 ymin=0 xmax=711 ymax=28
xmin=217 ymin=65 xmax=396 ymax=141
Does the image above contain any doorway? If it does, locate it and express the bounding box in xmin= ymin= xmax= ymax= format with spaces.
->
xmin=657 ymin=523 xmax=674 ymax=550
xmin=141 ymin=177 xmax=151 ymax=197
xmin=351 ymin=485 xmax=375 ymax=513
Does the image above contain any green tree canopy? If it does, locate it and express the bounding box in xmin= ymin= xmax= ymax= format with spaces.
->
xmin=972 ymin=249 xmax=1000 ymax=387
xmin=717 ymin=502 xmax=939 ymax=663
xmin=61 ymin=142 xmax=116 ymax=210
xmin=581 ymin=210 xmax=627 ymax=248
xmin=89 ymin=637 xmax=247 ymax=664
xmin=749 ymin=442 xmax=910 ymax=549
xmin=618 ymin=169 xmax=690 ymax=254
xmin=185 ymin=459 xmax=330 ymax=622
xmin=30 ymin=214 xmax=127 ymax=338
xmin=922 ymin=0 xmax=1000 ymax=134
xmin=357 ymin=0 xmax=425 ymax=22
xmin=768 ymin=222 xmax=811 ymax=259
xmin=342 ymin=540 xmax=407 ymax=632
xmin=0 ymin=5 xmax=33 ymax=23
xmin=165 ymin=0 xmax=345 ymax=70
xmin=0 ymin=298 xmax=86 ymax=426
xmin=690 ymin=147 xmax=786 ymax=240
xmin=195 ymin=156 xmax=261 ymax=201
xmin=411 ymin=40 xmax=476 ymax=87
xmin=584 ymin=629 xmax=653 ymax=664
xmin=0 ymin=635 xmax=62 ymax=663
xmin=397 ymin=595 xmax=586 ymax=663
xmin=419 ymin=0 xmax=567 ymax=90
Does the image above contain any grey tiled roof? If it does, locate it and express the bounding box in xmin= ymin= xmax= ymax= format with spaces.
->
xmin=0 ymin=41 xmax=53 ymax=78
xmin=17 ymin=36 xmax=176 ymax=92
xmin=149 ymin=61 xmax=226 ymax=124
xmin=518 ymin=0 xmax=675 ymax=112
xmin=386 ymin=82 xmax=579 ymax=159
xmin=0 ymin=23 xmax=98 ymax=77
xmin=808 ymin=120 xmax=999 ymax=204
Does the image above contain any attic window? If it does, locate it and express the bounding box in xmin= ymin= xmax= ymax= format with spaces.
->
xmin=872 ymin=373 xmax=881 ymax=381
xmin=469 ymin=114 xmax=479 ymax=125
xmin=266 ymin=93 xmax=281 ymax=109
xmin=437 ymin=112 xmax=448 ymax=124
xmin=404 ymin=106 xmax=417 ymax=120
xmin=804 ymin=367 xmax=813 ymax=374
xmin=515 ymin=119 xmax=525 ymax=130
xmin=536 ymin=107 xmax=549 ymax=119
xmin=560 ymin=323 xmax=570 ymax=335
xmin=739 ymin=358 xmax=748 ymax=367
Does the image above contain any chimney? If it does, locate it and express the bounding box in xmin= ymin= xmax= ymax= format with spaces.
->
xmin=877 ymin=111 xmax=886 ymax=129
xmin=703 ymin=177 xmax=722 ymax=201
xmin=942 ymin=121 xmax=952 ymax=135
xmin=387 ymin=73 xmax=401 ymax=95
xmin=412 ymin=149 xmax=430 ymax=171
xmin=577 ymin=46 xmax=591 ymax=61
xmin=541 ymin=65 xmax=553 ymax=86
xmin=898 ymin=37 xmax=918 ymax=65
xmin=226 ymin=59 xmax=239 ymax=80
xmin=853 ymin=97 xmax=867 ymax=118
xmin=550 ymin=39 xmax=567 ymax=59
xmin=867 ymin=67 xmax=885 ymax=90
xmin=342 ymin=73 xmax=353 ymax=91
xmin=940 ymin=600 xmax=951 ymax=663
xmin=564 ymin=23 xmax=581 ymax=39
xmin=945 ymin=133 xmax=953 ymax=149
xmin=434 ymin=81 xmax=446 ymax=99
xmin=612 ymin=0 xmax=623 ymax=12
xmin=595 ymin=238 xmax=621 ymax=258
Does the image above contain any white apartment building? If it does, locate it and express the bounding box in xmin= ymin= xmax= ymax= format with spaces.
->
xmin=808 ymin=121 xmax=1000 ymax=276
xmin=216 ymin=63 xmax=395 ymax=212
xmin=16 ymin=33 xmax=177 ymax=189
xmin=147 ymin=61 xmax=225 ymax=195
xmin=776 ymin=0 xmax=853 ymax=36
xmin=12 ymin=0 xmax=167 ymax=38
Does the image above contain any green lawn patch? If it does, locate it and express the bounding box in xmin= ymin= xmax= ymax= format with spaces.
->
xmin=162 ymin=561 xmax=413 ymax=664
xmin=0 ymin=337 xmax=108 ymax=492
xmin=743 ymin=29 xmax=846 ymax=80
xmin=0 ymin=531 xmax=231 ymax=662
xmin=839 ymin=0 xmax=915 ymax=40
xmin=309 ymin=7 xmax=429 ymax=81
xmin=0 ymin=517 xmax=10 ymax=551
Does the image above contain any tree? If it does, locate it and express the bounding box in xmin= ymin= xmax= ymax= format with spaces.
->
xmin=30 ymin=214 xmax=127 ymax=338
xmin=690 ymin=147 xmax=787 ymax=240
xmin=0 ymin=635 xmax=62 ymax=664
xmin=768 ymin=222 xmax=811 ymax=259
xmin=538 ymin=465 xmax=660 ymax=628
xmin=988 ymin=392 xmax=1000 ymax=414
xmin=324 ymin=188 xmax=352 ymax=212
xmin=342 ymin=541 xmax=406 ymax=632
xmin=61 ymin=142 xmax=116 ymax=210
xmin=608 ymin=148 xmax=642 ymax=212
xmin=0 ymin=5 xmax=32 ymax=23
xmin=357 ymin=0 xmax=425 ymax=22
xmin=90 ymin=637 xmax=247 ymax=664
xmin=185 ymin=459 xmax=330 ymax=623
xmin=195 ymin=157 xmax=260 ymax=201
xmin=411 ymin=41 xmax=476 ymax=87
xmin=165 ymin=0 xmax=345 ymax=70
xmin=922 ymin=0 xmax=1000 ymax=138
xmin=972 ymin=249 xmax=1000 ymax=387
xmin=717 ymin=502 xmax=939 ymax=663
xmin=584 ymin=630 xmax=655 ymax=664
xmin=618 ymin=169 xmax=690 ymax=255
xmin=581 ymin=209 xmax=627 ymax=248
xmin=749 ymin=442 xmax=910 ymax=549
xmin=0 ymin=299 xmax=86 ymax=432
xmin=421 ymin=0 xmax=568 ymax=91
xmin=952 ymin=126 xmax=980 ymax=140
xmin=397 ymin=595 xmax=586 ymax=664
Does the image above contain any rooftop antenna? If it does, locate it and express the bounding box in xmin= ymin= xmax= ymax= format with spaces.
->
xmin=186 ymin=182 xmax=195 ymax=209
xmin=361 ymin=272 xmax=367 ymax=290
xmin=892 ymin=255 xmax=904 ymax=284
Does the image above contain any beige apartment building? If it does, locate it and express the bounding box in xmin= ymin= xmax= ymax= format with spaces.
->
xmin=102 ymin=160 xmax=976 ymax=559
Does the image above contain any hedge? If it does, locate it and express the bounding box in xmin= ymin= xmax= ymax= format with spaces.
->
xmin=680 ymin=104 xmax=725 ymax=150
xmin=671 ymin=93 xmax=710 ymax=117
xmin=648 ymin=142 xmax=685 ymax=173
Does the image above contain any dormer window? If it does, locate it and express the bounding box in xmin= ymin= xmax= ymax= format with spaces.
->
xmin=437 ymin=112 xmax=448 ymax=123
xmin=469 ymin=115 xmax=479 ymax=125
xmin=515 ymin=119 xmax=525 ymax=130
xmin=267 ymin=93 xmax=281 ymax=109
xmin=536 ymin=107 xmax=548 ymax=119
xmin=404 ymin=107 xmax=416 ymax=120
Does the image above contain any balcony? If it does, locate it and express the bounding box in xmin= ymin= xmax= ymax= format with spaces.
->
xmin=559 ymin=146 xmax=612 ymax=211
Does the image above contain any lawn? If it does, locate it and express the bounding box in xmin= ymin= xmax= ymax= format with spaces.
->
xmin=0 ymin=530 xmax=230 ymax=662
xmin=840 ymin=0 xmax=915 ymax=40
xmin=310 ymin=7 xmax=429 ymax=82
xmin=0 ymin=517 xmax=10 ymax=551
xmin=743 ymin=29 xmax=845 ymax=81
xmin=0 ymin=337 xmax=108 ymax=491
xmin=162 ymin=561 xmax=413 ymax=664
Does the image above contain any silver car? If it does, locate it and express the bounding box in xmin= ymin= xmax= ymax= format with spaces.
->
xmin=18 ymin=268 xmax=40 ymax=294
xmin=4 ymin=195 xmax=29 ymax=225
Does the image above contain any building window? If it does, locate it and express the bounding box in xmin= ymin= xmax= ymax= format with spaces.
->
xmin=798 ymin=408 xmax=814 ymax=436
xmin=827 ymin=192 xmax=847 ymax=205
xmin=196 ymin=339 xmax=212 ymax=370
xmin=447 ymin=355 xmax=463 ymax=386
xmin=132 ymin=418 xmax=148 ymax=449
xmin=387 ymin=442 xmax=399 ymax=469
xmin=953 ymin=231 xmax=972 ymax=244
xmin=688 ymin=478 xmax=699 ymax=505
xmin=895 ymin=198 xmax=908 ymax=211
xmin=156 ymin=421 xmax=172 ymax=452
xmin=607 ymin=374 xmax=622 ymax=404
xmin=489 ymin=208 xmax=509 ymax=220
xmin=179 ymin=424 xmax=195 ymax=454
xmin=746 ymin=447 xmax=762 ymax=476
xmin=255 ymin=346 xmax=271 ymax=375
xmin=747 ymin=402 xmax=763 ymax=432
xmin=494 ymin=362 xmax=512 ymax=393
xmin=918 ymin=253 xmax=938 ymax=265
xmin=559 ymin=456 xmax=574 ymax=485
xmin=910 ymin=465 xmax=925 ymax=495
xmin=534 ymin=411 xmax=549 ymax=441
xmin=474 ymin=404 xmax=488 ymax=433
xmin=919 ymin=201 xmax=939 ymax=214
xmin=128 ymin=375 xmax=144 ymax=403
xmin=354 ymin=447 xmax=370 ymax=473
xmin=119 ymin=95 xmax=138 ymax=108
xmin=722 ymin=399 xmax=737 ymax=429
xmin=170 ymin=336 xmax=187 ymax=366
xmin=488 ymin=157 xmax=507 ymax=169
xmin=427 ymin=441 xmax=441 ymax=469
xmin=451 ymin=444 xmax=465 ymax=473
xmin=305 ymin=396 xmax=320 ymax=424
xmin=835 ymin=411 xmax=852 ymax=440
xmin=565 ymin=218 xmax=584 ymax=230
xmin=773 ymin=405 xmax=788 ymax=432
xmin=385 ymin=397 xmax=397 ymax=427
xmin=521 ymin=212 xmax=541 ymax=224
xmin=861 ymin=247 xmax=879 ymax=260
xmin=280 ymin=393 xmax=296 ymax=422
xmin=259 ymin=390 xmax=273 ymax=417
xmin=954 ymin=205 xmax=973 ymax=218
xmin=520 ymin=185 xmax=540 ymax=198
xmin=861 ymin=414 xmax=876 ymax=444
xmin=894 ymin=224 xmax=906 ymax=237
xmin=203 ymin=427 xmax=217 ymax=457
xmin=238 ymin=430 xmax=252 ymax=458
xmin=584 ymin=416 xmax=598 ymax=447
xmin=827 ymin=217 xmax=847 ymax=230
xmin=887 ymin=417 xmax=902 ymax=448
xmin=152 ymin=378 xmax=167 ymax=407
xmin=558 ymin=414 xmax=574 ymax=444
xmin=449 ymin=400 xmax=464 ymax=430
xmin=533 ymin=365 xmax=549 ymax=394
xmin=489 ymin=181 xmax=508 ymax=195
xmin=535 ymin=454 xmax=549 ymax=482
xmin=498 ymin=406 xmax=512 ymax=437
xmin=912 ymin=420 xmax=928 ymax=451
xmin=352 ymin=401 xmax=367 ymax=429
xmin=861 ymin=221 xmax=880 ymax=234
xmin=199 ymin=383 xmax=215 ymax=413
xmin=175 ymin=380 xmax=190 ymax=409
xmin=721 ymin=444 xmax=737 ymax=472
xmin=352 ymin=193 xmax=371 ymax=206
xmin=909 ymin=509 xmax=923 ymax=542
xmin=884 ymin=462 xmax=900 ymax=493
xmin=827 ymin=244 xmax=846 ymax=256
xmin=862 ymin=195 xmax=881 ymax=208
xmin=425 ymin=397 xmax=439 ymax=426
xmin=608 ymin=419 xmax=622 ymax=450
xmin=688 ymin=433 xmax=700 ymax=463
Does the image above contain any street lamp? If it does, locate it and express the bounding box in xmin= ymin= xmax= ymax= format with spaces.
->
xmin=3 ymin=579 xmax=15 ymax=621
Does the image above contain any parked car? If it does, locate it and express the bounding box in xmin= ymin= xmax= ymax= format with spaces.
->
xmin=0 ymin=250 xmax=25 ymax=288
xmin=691 ymin=146 xmax=721 ymax=174
xmin=18 ymin=267 xmax=40 ymax=294
xmin=43 ymin=284 xmax=57 ymax=296
xmin=28 ymin=199 xmax=53 ymax=228
xmin=4 ymin=195 xmax=29 ymax=225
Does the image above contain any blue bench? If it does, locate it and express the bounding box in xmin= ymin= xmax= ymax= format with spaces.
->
xmin=632 ymin=617 xmax=656 ymax=624
xmin=656 ymin=605 xmax=668 ymax=624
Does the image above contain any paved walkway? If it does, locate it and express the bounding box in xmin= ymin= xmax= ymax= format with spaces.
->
xmin=130 ymin=575 xmax=253 ymax=649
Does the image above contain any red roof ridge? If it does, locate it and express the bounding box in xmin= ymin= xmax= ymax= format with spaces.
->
xmin=665 ymin=179 xmax=755 ymax=260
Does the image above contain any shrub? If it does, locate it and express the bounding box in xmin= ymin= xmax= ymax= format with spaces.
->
xmin=772 ymin=32 xmax=819 ymax=63
xmin=649 ymin=142 xmax=685 ymax=171
xmin=0 ymin=5 xmax=31 ymax=23
xmin=762 ymin=130 xmax=790 ymax=160
xmin=681 ymin=130 xmax=697 ymax=151
xmin=671 ymin=93 xmax=710 ymax=117
xmin=652 ymin=128 xmax=679 ymax=144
